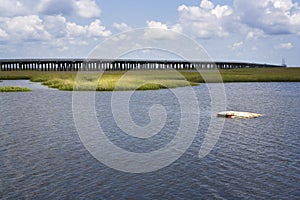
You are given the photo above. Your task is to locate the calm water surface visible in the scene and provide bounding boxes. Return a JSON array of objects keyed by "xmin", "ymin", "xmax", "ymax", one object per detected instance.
[{"xmin": 0, "ymin": 80, "xmax": 299, "ymax": 199}]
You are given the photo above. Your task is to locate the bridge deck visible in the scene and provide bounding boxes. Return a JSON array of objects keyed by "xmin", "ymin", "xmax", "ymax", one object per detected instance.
[{"xmin": 0, "ymin": 59, "xmax": 285, "ymax": 71}]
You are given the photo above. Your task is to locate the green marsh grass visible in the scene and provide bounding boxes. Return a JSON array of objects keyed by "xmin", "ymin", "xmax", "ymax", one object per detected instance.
[
  {"xmin": 0, "ymin": 68, "xmax": 299, "ymax": 91},
  {"xmin": 0, "ymin": 86, "xmax": 32, "ymax": 92},
  {"xmin": 181, "ymin": 68, "xmax": 300, "ymax": 83},
  {"xmin": 218, "ymin": 68, "xmax": 300, "ymax": 82}
]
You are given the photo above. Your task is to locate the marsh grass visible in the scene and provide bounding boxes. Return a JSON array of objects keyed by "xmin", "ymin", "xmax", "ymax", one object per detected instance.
[
  {"xmin": 0, "ymin": 86, "xmax": 32, "ymax": 92},
  {"xmin": 74, "ymin": 71, "xmax": 197, "ymax": 91},
  {"xmin": 0, "ymin": 68, "xmax": 299, "ymax": 91},
  {"xmin": 218, "ymin": 68, "xmax": 300, "ymax": 82},
  {"xmin": 181, "ymin": 68, "xmax": 300, "ymax": 82}
]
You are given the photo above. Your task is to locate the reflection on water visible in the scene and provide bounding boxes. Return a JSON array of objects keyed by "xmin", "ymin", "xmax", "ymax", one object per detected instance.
[{"xmin": 0, "ymin": 81, "xmax": 299, "ymax": 199}]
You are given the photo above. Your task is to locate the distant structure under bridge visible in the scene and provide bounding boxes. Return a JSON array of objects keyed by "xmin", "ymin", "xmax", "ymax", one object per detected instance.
[{"xmin": 0, "ymin": 59, "xmax": 286, "ymax": 71}]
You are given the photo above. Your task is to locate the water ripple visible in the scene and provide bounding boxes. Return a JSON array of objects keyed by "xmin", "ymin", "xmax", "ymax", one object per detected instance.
[{"xmin": 0, "ymin": 81, "xmax": 299, "ymax": 199}]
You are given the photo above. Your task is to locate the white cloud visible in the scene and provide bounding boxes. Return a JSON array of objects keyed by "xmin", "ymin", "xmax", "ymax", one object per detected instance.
[
  {"xmin": 1, "ymin": 15, "xmax": 51, "ymax": 41},
  {"xmin": 113, "ymin": 23, "xmax": 132, "ymax": 32},
  {"xmin": 0, "ymin": 0, "xmax": 108, "ymax": 44},
  {"xmin": 111, "ymin": 33, "xmax": 131, "ymax": 43},
  {"xmin": 0, "ymin": 13, "xmax": 111, "ymax": 47},
  {"xmin": 171, "ymin": 24, "xmax": 183, "ymax": 33},
  {"xmin": 0, "ymin": 0, "xmax": 102, "ymax": 19},
  {"xmin": 146, "ymin": 20, "xmax": 182, "ymax": 33},
  {"xmin": 144, "ymin": 20, "xmax": 182, "ymax": 40},
  {"xmin": 231, "ymin": 41, "xmax": 243, "ymax": 50},
  {"xmin": 0, "ymin": 0, "xmax": 26, "ymax": 17},
  {"xmin": 177, "ymin": 0, "xmax": 300, "ymax": 39},
  {"xmin": 74, "ymin": 0, "xmax": 101, "ymax": 18},
  {"xmin": 0, "ymin": 28, "xmax": 8, "ymax": 39},
  {"xmin": 44, "ymin": 15, "xmax": 67, "ymax": 37},
  {"xmin": 273, "ymin": 0, "xmax": 295, "ymax": 11},
  {"xmin": 178, "ymin": 0, "xmax": 234, "ymax": 38},
  {"xmin": 200, "ymin": 0, "xmax": 214, "ymax": 10},
  {"xmin": 212, "ymin": 5, "xmax": 233, "ymax": 19},
  {"xmin": 246, "ymin": 29, "xmax": 265, "ymax": 40},
  {"xmin": 87, "ymin": 19, "xmax": 111, "ymax": 37},
  {"xmin": 234, "ymin": 0, "xmax": 300, "ymax": 35},
  {"xmin": 67, "ymin": 22, "xmax": 87, "ymax": 37},
  {"xmin": 147, "ymin": 21, "xmax": 168, "ymax": 29},
  {"xmin": 275, "ymin": 42, "xmax": 293, "ymax": 49},
  {"xmin": 246, "ymin": 32, "xmax": 255, "ymax": 40},
  {"xmin": 66, "ymin": 19, "xmax": 111, "ymax": 37}
]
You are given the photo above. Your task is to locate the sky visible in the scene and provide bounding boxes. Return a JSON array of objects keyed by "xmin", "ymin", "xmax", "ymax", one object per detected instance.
[{"xmin": 0, "ymin": 0, "xmax": 299, "ymax": 66}]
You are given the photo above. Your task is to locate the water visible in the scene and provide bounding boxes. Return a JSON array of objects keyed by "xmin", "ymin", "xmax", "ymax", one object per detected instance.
[{"xmin": 0, "ymin": 81, "xmax": 299, "ymax": 199}]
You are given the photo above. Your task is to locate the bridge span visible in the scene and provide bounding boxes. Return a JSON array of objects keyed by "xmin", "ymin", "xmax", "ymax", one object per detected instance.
[{"xmin": 0, "ymin": 59, "xmax": 285, "ymax": 71}]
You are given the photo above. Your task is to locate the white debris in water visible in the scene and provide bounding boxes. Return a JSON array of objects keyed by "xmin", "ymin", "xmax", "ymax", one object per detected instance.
[{"xmin": 217, "ymin": 111, "xmax": 262, "ymax": 119}]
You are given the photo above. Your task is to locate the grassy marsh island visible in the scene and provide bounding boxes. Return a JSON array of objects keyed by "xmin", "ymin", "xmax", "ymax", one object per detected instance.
[
  {"xmin": 0, "ymin": 86, "xmax": 32, "ymax": 92},
  {"xmin": 0, "ymin": 68, "xmax": 299, "ymax": 91},
  {"xmin": 0, "ymin": 71, "xmax": 198, "ymax": 91}
]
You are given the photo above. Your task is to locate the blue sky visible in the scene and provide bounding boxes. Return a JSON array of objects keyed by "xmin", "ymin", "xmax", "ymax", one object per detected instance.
[{"xmin": 0, "ymin": 0, "xmax": 299, "ymax": 66}]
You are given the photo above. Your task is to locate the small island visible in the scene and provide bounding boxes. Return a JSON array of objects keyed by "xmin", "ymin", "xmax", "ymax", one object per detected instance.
[{"xmin": 0, "ymin": 86, "xmax": 32, "ymax": 92}]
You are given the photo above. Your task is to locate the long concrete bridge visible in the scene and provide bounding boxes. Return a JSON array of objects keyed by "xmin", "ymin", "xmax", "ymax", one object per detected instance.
[{"xmin": 0, "ymin": 59, "xmax": 286, "ymax": 71}]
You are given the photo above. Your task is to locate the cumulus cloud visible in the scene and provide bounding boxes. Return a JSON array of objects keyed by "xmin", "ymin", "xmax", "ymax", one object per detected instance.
[
  {"xmin": 275, "ymin": 42, "xmax": 293, "ymax": 49},
  {"xmin": 1, "ymin": 15, "xmax": 51, "ymax": 41},
  {"xmin": 178, "ymin": 0, "xmax": 234, "ymax": 38},
  {"xmin": 176, "ymin": 0, "xmax": 300, "ymax": 39},
  {"xmin": 87, "ymin": 19, "xmax": 111, "ymax": 37},
  {"xmin": 146, "ymin": 20, "xmax": 182, "ymax": 33},
  {"xmin": 113, "ymin": 23, "xmax": 132, "ymax": 32},
  {"xmin": 144, "ymin": 20, "xmax": 182, "ymax": 40},
  {"xmin": 200, "ymin": 0, "xmax": 214, "ymax": 10},
  {"xmin": 74, "ymin": 0, "xmax": 101, "ymax": 18},
  {"xmin": 66, "ymin": 22, "xmax": 86, "ymax": 37},
  {"xmin": 147, "ymin": 21, "xmax": 169, "ymax": 29},
  {"xmin": 0, "ymin": 0, "xmax": 109, "ymax": 42},
  {"xmin": 0, "ymin": 0, "xmax": 27, "ymax": 17},
  {"xmin": 66, "ymin": 19, "xmax": 111, "ymax": 37},
  {"xmin": 234, "ymin": 0, "xmax": 300, "ymax": 35},
  {"xmin": 0, "ymin": 14, "xmax": 111, "ymax": 45}
]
